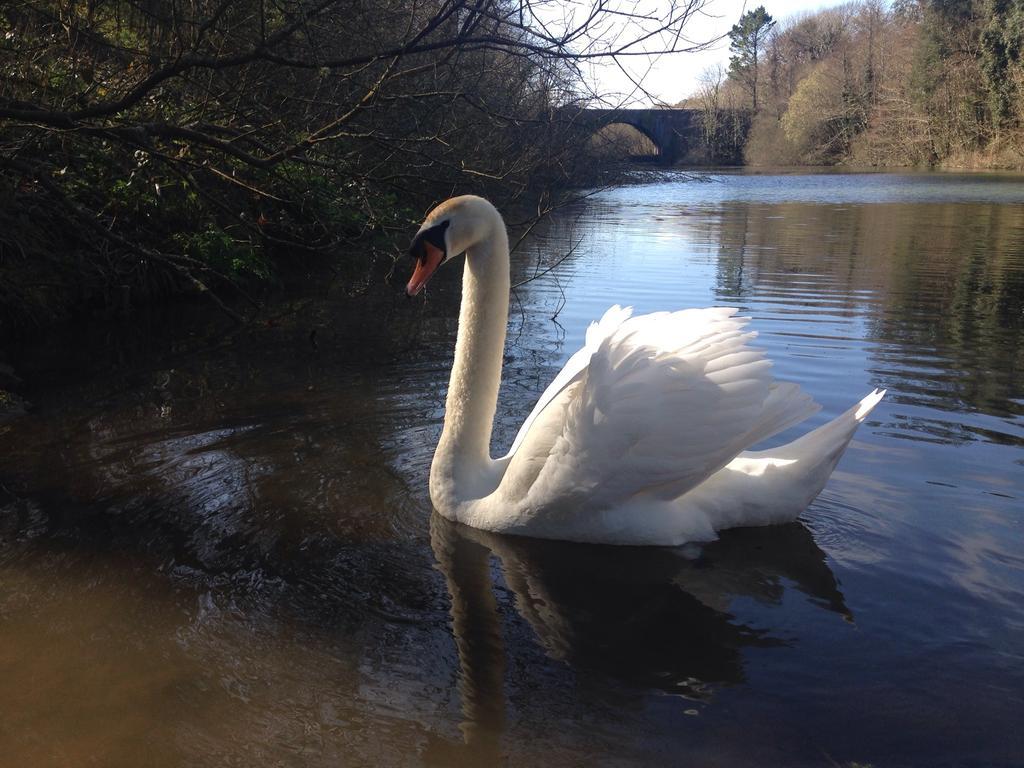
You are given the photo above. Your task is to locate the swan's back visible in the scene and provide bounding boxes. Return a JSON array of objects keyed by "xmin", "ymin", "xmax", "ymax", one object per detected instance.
[{"xmin": 485, "ymin": 308, "xmax": 828, "ymax": 536}]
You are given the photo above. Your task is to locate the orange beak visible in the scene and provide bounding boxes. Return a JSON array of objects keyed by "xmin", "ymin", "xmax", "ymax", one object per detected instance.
[{"xmin": 406, "ymin": 241, "xmax": 445, "ymax": 297}]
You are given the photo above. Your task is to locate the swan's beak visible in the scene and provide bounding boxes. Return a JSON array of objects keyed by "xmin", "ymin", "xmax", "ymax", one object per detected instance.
[{"xmin": 406, "ymin": 240, "xmax": 445, "ymax": 297}]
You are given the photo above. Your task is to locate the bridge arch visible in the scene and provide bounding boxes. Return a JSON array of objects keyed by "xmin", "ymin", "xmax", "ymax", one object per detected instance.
[
  {"xmin": 568, "ymin": 108, "xmax": 701, "ymax": 165},
  {"xmin": 591, "ymin": 120, "xmax": 661, "ymax": 160}
]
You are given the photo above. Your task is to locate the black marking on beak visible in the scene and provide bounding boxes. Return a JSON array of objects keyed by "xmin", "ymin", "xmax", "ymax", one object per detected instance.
[{"xmin": 409, "ymin": 219, "xmax": 450, "ymax": 263}]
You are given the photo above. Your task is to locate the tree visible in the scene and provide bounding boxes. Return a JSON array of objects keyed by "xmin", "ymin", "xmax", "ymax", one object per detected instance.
[
  {"xmin": 980, "ymin": 0, "xmax": 1024, "ymax": 130},
  {"xmin": 728, "ymin": 6, "xmax": 777, "ymax": 111},
  {"xmin": 908, "ymin": 0, "xmax": 987, "ymax": 157},
  {"xmin": 0, "ymin": 0, "xmax": 713, "ymax": 328},
  {"xmin": 697, "ymin": 65, "xmax": 724, "ymax": 151},
  {"xmin": 781, "ymin": 61, "xmax": 853, "ymax": 161}
]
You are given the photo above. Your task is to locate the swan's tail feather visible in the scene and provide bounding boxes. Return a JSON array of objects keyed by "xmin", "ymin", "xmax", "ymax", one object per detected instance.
[
  {"xmin": 673, "ymin": 389, "xmax": 886, "ymax": 534},
  {"xmin": 771, "ymin": 388, "xmax": 885, "ymax": 463},
  {"xmin": 855, "ymin": 388, "xmax": 886, "ymax": 421}
]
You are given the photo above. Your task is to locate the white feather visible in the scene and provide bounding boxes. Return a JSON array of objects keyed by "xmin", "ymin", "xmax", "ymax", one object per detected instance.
[{"xmin": 422, "ymin": 196, "xmax": 885, "ymax": 545}]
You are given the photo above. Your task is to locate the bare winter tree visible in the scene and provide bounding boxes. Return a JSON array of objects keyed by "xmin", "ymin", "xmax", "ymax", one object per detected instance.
[{"xmin": 0, "ymin": 0, "xmax": 710, "ymax": 327}]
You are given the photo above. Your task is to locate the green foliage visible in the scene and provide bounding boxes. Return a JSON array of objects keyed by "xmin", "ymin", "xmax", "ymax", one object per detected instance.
[
  {"xmin": 722, "ymin": 0, "xmax": 1023, "ymax": 168},
  {"xmin": 174, "ymin": 227, "xmax": 267, "ymax": 280},
  {"xmin": 910, "ymin": 0, "xmax": 978, "ymax": 105},
  {"xmin": 929, "ymin": 0, "xmax": 977, "ymax": 20},
  {"xmin": 1, "ymin": 0, "xmax": 632, "ymax": 329},
  {"xmin": 908, "ymin": 0, "xmax": 989, "ymax": 156},
  {"xmin": 909, "ymin": 20, "xmax": 944, "ymax": 105},
  {"xmin": 781, "ymin": 63, "xmax": 851, "ymax": 161},
  {"xmin": 728, "ymin": 6, "xmax": 777, "ymax": 110},
  {"xmin": 980, "ymin": 0, "xmax": 1024, "ymax": 128}
]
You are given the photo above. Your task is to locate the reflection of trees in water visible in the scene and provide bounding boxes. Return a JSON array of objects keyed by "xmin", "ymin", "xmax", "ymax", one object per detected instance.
[
  {"xmin": 429, "ymin": 514, "xmax": 850, "ymax": 758},
  {"xmin": 708, "ymin": 201, "xmax": 1024, "ymax": 423},
  {"xmin": 0, "ymin": 331, "xmax": 456, "ymax": 765},
  {"xmin": 0, "ymin": 306, "xmax": 451, "ymax": 595}
]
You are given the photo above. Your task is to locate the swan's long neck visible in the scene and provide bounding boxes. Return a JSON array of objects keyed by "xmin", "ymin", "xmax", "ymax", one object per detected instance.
[{"xmin": 431, "ymin": 223, "xmax": 510, "ymax": 505}]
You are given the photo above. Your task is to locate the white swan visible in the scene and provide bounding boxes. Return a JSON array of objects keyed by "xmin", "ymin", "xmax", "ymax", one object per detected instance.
[{"xmin": 407, "ymin": 195, "xmax": 884, "ymax": 546}]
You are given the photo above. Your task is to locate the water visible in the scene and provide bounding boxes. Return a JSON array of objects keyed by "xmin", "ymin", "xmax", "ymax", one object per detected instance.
[{"xmin": 1, "ymin": 171, "xmax": 1023, "ymax": 766}]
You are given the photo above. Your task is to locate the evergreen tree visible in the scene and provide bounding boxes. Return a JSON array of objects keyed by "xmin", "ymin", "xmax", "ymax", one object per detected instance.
[
  {"xmin": 980, "ymin": 0, "xmax": 1024, "ymax": 129},
  {"xmin": 728, "ymin": 6, "xmax": 776, "ymax": 111}
]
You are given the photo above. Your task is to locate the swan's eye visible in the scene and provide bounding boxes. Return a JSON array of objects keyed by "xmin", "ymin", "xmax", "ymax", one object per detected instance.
[
  {"xmin": 406, "ymin": 220, "xmax": 450, "ymax": 297},
  {"xmin": 410, "ymin": 220, "xmax": 450, "ymax": 262}
]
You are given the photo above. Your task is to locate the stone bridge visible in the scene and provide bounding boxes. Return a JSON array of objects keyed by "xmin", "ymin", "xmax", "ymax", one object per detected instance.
[{"xmin": 569, "ymin": 108, "xmax": 702, "ymax": 165}]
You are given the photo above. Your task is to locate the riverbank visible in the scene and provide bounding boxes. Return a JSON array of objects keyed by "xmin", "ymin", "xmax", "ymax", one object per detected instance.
[
  {"xmin": 0, "ymin": 237, "xmax": 415, "ymax": 420},
  {"xmin": 931, "ymin": 141, "xmax": 1024, "ymax": 172},
  {"xmin": 3, "ymin": 0, "xmax": 646, "ymax": 342},
  {"xmin": 0, "ymin": 180, "xmax": 598, "ymax": 420},
  {"xmin": 678, "ymin": 2, "xmax": 1024, "ymax": 176}
]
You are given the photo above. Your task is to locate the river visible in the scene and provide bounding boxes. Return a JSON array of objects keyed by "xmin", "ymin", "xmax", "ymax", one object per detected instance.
[{"xmin": 1, "ymin": 171, "xmax": 1022, "ymax": 766}]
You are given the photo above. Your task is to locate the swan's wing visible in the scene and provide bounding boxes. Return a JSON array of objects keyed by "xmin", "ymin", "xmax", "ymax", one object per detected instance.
[
  {"xmin": 516, "ymin": 307, "xmax": 819, "ymax": 508},
  {"xmin": 504, "ymin": 304, "xmax": 634, "ymax": 458}
]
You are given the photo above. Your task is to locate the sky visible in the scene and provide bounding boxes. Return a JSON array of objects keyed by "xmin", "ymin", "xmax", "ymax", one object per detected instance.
[{"xmin": 583, "ymin": 0, "xmax": 843, "ymax": 106}]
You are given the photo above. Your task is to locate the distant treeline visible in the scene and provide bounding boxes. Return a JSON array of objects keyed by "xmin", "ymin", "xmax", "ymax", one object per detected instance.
[
  {"xmin": 0, "ymin": 0, "xmax": 699, "ymax": 331},
  {"xmin": 682, "ymin": 0, "xmax": 1024, "ymax": 169}
]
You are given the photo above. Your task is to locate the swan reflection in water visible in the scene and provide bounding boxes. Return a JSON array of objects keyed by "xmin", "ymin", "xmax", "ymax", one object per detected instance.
[{"xmin": 427, "ymin": 513, "xmax": 851, "ymax": 759}]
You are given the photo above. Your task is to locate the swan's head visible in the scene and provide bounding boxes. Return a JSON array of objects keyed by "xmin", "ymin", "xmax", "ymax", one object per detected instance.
[{"xmin": 406, "ymin": 195, "xmax": 500, "ymax": 296}]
